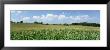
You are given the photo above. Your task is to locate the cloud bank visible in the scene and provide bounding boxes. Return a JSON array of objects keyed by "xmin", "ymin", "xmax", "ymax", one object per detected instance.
[{"xmin": 19, "ymin": 13, "xmax": 99, "ymax": 24}]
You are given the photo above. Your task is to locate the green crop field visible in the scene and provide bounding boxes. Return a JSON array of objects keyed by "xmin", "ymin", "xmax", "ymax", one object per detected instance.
[{"xmin": 11, "ymin": 23, "xmax": 100, "ymax": 40}]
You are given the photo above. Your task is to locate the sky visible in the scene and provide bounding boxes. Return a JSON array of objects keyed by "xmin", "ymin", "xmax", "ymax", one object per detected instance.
[{"xmin": 10, "ymin": 10, "xmax": 100, "ymax": 24}]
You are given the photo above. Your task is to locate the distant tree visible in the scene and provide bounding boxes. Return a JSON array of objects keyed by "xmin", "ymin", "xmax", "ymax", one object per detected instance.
[
  {"xmin": 10, "ymin": 21, "xmax": 15, "ymax": 23},
  {"xmin": 46, "ymin": 23, "xmax": 49, "ymax": 25},
  {"xmin": 10, "ymin": 21, "xmax": 13, "ymax": 23},
  {"xmin": 34, "ymin": 21, "xmax": 43, "ymax": 24},
  {"xmin": 20, "ymin": 21, "xmax": 23, "ymax": 23},
  {"xmin": 17, "ymin": 22, "xmax": 20, "ymax": 24},
  {"xmin": 52, "ymin": 24, "xmax": 57, "ymax": 25},
  {"xmin": 64, "ymin": 23, "xmax": 69, "ymax": 26},
  {"xmin": 71, "ymin": 22, "xmax": 100, "ymax": 27},
  {"xmin": 34, "ymin": 21, "xmax": 39, "ymax": 24},
  {"xmin": 39, "ymin": 22, "xmax": 43, "ymax": 24},
  {"xmin": 41, "ymin": 22, "xmax": 43, "ymax": 24},
  {"xmin": 82, "ymin": 22, "xmax": 87, "ymax": 23},
  {"xmin": 72, "ymin": 23, "xmax": 78, "ymax": 25}
]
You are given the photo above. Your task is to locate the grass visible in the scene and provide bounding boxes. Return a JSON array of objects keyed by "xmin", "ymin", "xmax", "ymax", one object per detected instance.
[{"xmin": 11, "ymin": 23, "xmax": 100, "ymax": 40}]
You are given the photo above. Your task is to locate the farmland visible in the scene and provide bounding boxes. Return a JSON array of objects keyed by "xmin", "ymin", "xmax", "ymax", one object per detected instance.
[{"xmin": 11, "ymin": 23, "xmax": 100, "ymax": 40}]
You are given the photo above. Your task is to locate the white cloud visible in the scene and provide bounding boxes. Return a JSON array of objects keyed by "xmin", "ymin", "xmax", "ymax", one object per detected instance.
[
  {"xmin": 46, "ymin": 14, "xmax": 58, "ymax": 19},
  {"xmin": 15, "ymin": 14, "xmax": 98, "ymax": 24},
  {"xmin": 33, "ymin": 14, "xmax": 91, "ymax": 24},
  {"xmin": 69, "ymin": 15, "xmax": 90, "ymax": 22},
  {"xmin": 33, "ymin": 16, "xmax": 40, "ymax": 19},
  {"xmin": 22, "ymin": 17, "xmax": 30, "ymax": 20},
  {"xmin": 46, "ymin": 14, "xmax": 54, "ymax": 18},
  {"xmin": 58, "ymin": 15, "xmax": 65, "ymax": 20},
  {"xmin": 80, "ymin": 15, "xmax": 89, "ymax": 19},
  {"xmin": 40, "ymin": 15, "xmax": 46, "ymax": 19}
]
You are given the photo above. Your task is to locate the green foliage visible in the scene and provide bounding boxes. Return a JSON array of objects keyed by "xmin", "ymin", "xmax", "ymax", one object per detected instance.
[
  {"xmin": 34, "ymin": 21, "xmax": 43, "ymax": 24},
  {"xmin": 64, "ymin": 23, "xmax": 69, "ymax": 26},
  {"xmin": 11, "ymin": 24, "xmax": 100, "ymax": 40},
  {"xmin": 20, "ymin": 21, "xmax": 23, "ymax": 23},
  {"xmin": 11, "ymin": 28, "xmax": 100, "ymax": 40},
  {"xmin": 71, "ymin": 22, "xmax": 100, "ymax": 27}
]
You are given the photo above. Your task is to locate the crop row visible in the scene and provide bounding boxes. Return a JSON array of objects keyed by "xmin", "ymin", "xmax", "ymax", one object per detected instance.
[{"xmin": 11, "ymin": 29, "xmax": 100, "ymax": 40}]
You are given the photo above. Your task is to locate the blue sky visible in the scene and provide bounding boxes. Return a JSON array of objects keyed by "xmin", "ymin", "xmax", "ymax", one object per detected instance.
[{"xmin": 11, "ymin": 10, "xmax": 100, "ymax": 24}]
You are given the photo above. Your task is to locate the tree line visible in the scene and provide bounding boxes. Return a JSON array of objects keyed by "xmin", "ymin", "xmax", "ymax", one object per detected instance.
[{"xmin": 11, "ymin": 21, "xmax": 100, "ymax": 27}]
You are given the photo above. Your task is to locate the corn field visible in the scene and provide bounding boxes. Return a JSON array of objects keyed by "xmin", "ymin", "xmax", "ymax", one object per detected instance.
[{"xmin": 11, "ymin": 24, "xmax": 100, "ymax": 40}]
